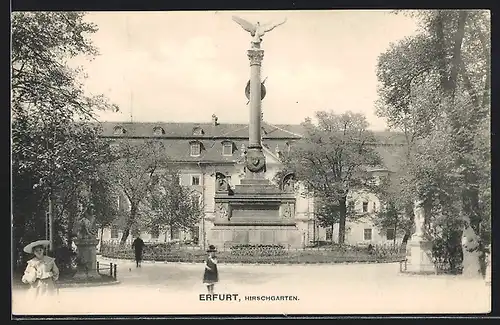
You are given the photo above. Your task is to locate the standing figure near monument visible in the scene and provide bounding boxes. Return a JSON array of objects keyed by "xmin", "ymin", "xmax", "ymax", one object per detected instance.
[
  {"xmin": 131, "ymin": 236, "xmax": 145, "ymax": 268},
  {"xmin": 203, "ymin": 245, "xmax": 219, "ymax": 293},
  {"xmin": 21, "ymin": 240, "xmax": 60, "ymax": 305}
]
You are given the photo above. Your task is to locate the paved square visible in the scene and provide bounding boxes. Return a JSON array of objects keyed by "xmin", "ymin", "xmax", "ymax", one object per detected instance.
[{"xmin": 12, "ymin": 258, "xmax": 491, "ymax": 315}]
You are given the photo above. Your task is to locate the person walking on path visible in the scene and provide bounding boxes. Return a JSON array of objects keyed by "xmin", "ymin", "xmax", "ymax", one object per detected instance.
[
  {"xmin": 131, "ymin": 236, "xmax": 145, "ymax": 268},
  {"xmin": 203, "ymin": 245, "xmax": 219, "ymax": 293},
  {"xmin": 21, "ymin": 240, "xmax": 60, "ymax": 309}
]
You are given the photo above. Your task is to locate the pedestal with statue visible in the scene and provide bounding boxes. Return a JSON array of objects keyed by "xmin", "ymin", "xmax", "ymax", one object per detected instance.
[
  {"xmin": 72, "ymin": 212, "xmax": 101, "ymax": 280},
  {"xmin": 404, "ymin": 200, "xmax": 436, "ymax": 274},
  {"xmin": 209, "ymin": 16, "xmax": 303, "ymax": 248}
]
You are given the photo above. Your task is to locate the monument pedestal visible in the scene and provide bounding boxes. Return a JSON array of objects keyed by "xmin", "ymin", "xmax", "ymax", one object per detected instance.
[
  {"xmin": 404, "ymin": 237, "xmax": 436, "ymax": 274},
  {"xmin": 73, "ymin": 237, "xmax": 101, "ymax": 280},
  {"xmin": 213, "ymin": 176, "xmax": 301, "ymax": 248}
]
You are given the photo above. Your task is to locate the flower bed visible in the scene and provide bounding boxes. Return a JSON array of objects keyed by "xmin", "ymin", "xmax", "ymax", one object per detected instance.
[
  {"xmin": 100, "ymin": 242, "xmax": 405, "ymax": 264},
  {"xmin": 230, "ymin": 244, "xmax": 287, "ymax": 257}
]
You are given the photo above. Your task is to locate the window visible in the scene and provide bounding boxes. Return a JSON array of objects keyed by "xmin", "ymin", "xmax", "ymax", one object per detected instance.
[
  {"xmin": 171, "ymin": 228, "xmax": 180, "ymax": 240},
  {"xmin": 117, "ymin": 195, "xmax": 127, "ymax": 211},
  {"xmin": 113, "ymin": 126, "xmax": 126, "ymax": 135},
  {"xmin": 192, "ymin": 127, "xmax": 204, "ymax": 135},
  {"xmin": 190, "ymin": 142, "xmax": 201, "ymax": 156},
  {"xmin": 362, "ymin": 201, "xmax": 368, "ymax": 213},
  {"xmin": 364, "ymin": 228, "xmax": 372, "ymax": 241},
  {"xmin": 222, "ymin": 142, "xmax": 233, "ymax": 156},
  {"xmin": 386, "ymin": 228, "xmax": 395, "ymax": 241},
  {"xmin": 372, "ymin": 202, "xmax": 377, "ymax": 212},
  {"xmin": 111, "ymin": 226, "xmax": 119, "ymax": 239},
  {"xmin": 153, "ymin": 127, "xmax": 165, "ymax": 136},
  {"xmin": 326, "ymin": 228, "xmax": 333, "ymax": 241},
  {"xmin": 348, "ymin": 201, "xmax": 355, "ymax": 212},
  {"xmin": 191, "ymin": 175, "xmax": 200, "ymax": 186}
]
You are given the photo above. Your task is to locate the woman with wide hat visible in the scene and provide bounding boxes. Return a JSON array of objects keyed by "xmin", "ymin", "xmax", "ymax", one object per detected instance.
[
  {"xmin": 21, "ymin": 239, "xmax": 60, "ymax": 304},
  {"xmin": 203, "ymin": 245, "xmax": 219, "ymax": 293}
]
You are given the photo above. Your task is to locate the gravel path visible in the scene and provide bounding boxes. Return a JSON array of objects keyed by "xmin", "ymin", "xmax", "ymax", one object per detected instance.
[{"xmin": 12, "ymin": 259, "xmax": 491, "ymax": 315}]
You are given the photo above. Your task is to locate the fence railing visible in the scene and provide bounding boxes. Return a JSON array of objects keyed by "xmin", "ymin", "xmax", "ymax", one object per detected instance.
[
  {"xmin": 100, "ymin": 241, "xmax": 406, "ymax": 264},
  {"xmin": 96, "ymin": 261, "xmax": 118, "ymax": 280}
]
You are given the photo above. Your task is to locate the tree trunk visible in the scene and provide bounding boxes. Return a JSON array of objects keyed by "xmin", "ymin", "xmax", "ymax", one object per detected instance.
[
  {"xmin": 393, "ymin": 223, "xmax": 397, "ymax": 246},
  {"xmin": 119, "ymin": 202, "xmax": 137, "ymax": 246},
  {"xmin": 99, "ymin": 227, "xmax": 104, "ymax": 252},
  {"xmin": 338, "ymin": 196, "xmax": 347, "ymax": 245},
  {"xmin": 331, "ymin": 223, "xmax": 334, "ymax": 243}
]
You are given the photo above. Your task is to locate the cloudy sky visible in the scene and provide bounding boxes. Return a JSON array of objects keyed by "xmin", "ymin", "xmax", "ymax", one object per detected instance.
[{"xmin": 76, "ymin": 10, "xmax": 419, "ymax": 130}]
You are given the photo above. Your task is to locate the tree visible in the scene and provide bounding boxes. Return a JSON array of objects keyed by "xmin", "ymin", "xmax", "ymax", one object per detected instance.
[
  {"xmin": 280, "ymin": 111, "xmax": 382, "ymax": 244},
  {"xmin": 376, "ymin": 10, "xmax": 490, "ymax": 277},
  {"xmin": 103, "ymin": 140, "xmax": 170, "ymax": 245},
  {"xmin": 11, "ymin": 12, "xmax": 118, "ymax": 265},
  {"xmin": 89, "ymin": 172, "xmax": 120, "ymax": 248},
  {"xmin": 146, "ymin": 169, "xmax": 204, "ymax": 240}
]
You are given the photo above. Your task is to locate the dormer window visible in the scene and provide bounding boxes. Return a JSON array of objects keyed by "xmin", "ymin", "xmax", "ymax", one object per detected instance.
[
  {"xmin": 192, "ymin": 127, "xmax": 204, "ymax": 136},
  {"xmin": 190, "ymin": 141, "xmax": 201, "ymax": 157},
  {"xmin": 113, "ymin": 126, "xmax": 126, "ymax": 135},
  {"xmin": 153, "ymin": 126, "xmax": 165, "ymax": 136},
  {"xmin": 222, "ymin": 141, "xmax": 233, "ymax": 156}
]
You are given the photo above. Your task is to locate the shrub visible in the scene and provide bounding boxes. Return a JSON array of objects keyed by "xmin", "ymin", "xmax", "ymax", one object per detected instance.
[{"xmin": 53, "ymin": 246, "xmax": 78, "ymax": 278}]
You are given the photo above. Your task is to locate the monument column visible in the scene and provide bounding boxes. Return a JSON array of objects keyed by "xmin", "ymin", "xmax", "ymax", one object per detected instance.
[
  {"xmin": 232, "ymin": 16, "xmax": 286, "ymax": 181},
  {"xmin": 247, "ymin": 48, "xmax": 264, "ymax": 149},
  {"xmin": 244, "ymin": 47, "xmax": 267, "ymax": 179}
]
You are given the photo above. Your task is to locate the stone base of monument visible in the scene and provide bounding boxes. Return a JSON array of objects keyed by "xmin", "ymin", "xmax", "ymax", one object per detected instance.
[
  {"xmin": 210, "ymin": 225, "xmax": 302, "ymax": 248},
  {"xmin": 73, "ymin": 237, "xmax": 102, "ymax": 280},
  {"xmin": 213, "ymin": 176, "xmax": 302, "ymax": 248},
  {"xmin": 403, "ymin": 238, "xmax": 436, "ymax": 274}
]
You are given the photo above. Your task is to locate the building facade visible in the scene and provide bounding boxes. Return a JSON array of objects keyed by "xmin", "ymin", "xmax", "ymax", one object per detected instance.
[{"xmin": 98, "ymin": 116, "xmax": 406, "ymax": 247}]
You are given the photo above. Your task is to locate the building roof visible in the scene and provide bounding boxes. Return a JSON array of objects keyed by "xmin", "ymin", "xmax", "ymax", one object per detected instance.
[{"xmin": 99, "ymin": 121, "xmax": 408, "ymax": 171}]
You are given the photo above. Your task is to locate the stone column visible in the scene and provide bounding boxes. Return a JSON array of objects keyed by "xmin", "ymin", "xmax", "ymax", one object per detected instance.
[
  {"xmin": 245, "ymin": 48, "xmax": 267, "ymax": 179},
  {"xmin": 247, "ymin": 48, "xmax": 264, "ymax": 149}
]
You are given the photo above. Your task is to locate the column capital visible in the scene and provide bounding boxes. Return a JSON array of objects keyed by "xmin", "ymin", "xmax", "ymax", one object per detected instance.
[{"xmin": 247, "ymin": 49, "xmax": 264, "ymax": 66}]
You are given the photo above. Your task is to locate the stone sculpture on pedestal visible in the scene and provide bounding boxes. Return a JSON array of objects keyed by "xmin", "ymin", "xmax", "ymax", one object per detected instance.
[
  {"xmin": 73, "ymin": 206, "xmax": 100, "ymax": 280},
  {"xmin": 405, "ymin": 200, "xmax": 436, "ymax": 274}
]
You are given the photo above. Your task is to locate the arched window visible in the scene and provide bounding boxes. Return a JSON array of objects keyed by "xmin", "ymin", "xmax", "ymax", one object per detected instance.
[
  {"xmin": 113, "ymin": 126, "xmax": 126, "ymax": 135},
  {"xmin": 153, "ymin": 126, "xmax": 165, "ymax": 136},
  {"xmin": 192, "ymin": 127, "xmax": 204, "ymax": 136}
]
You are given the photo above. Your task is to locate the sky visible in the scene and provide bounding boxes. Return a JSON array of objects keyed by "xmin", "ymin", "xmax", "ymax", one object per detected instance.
[{"xmin": 76, "ymin": 10, "xmax": 419, "ymax": 130}]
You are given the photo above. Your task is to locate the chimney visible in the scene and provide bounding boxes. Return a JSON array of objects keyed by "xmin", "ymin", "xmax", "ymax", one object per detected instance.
[{"xmin": 212, "ymin": 114, "xmax": 219, "ymax": 126}]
